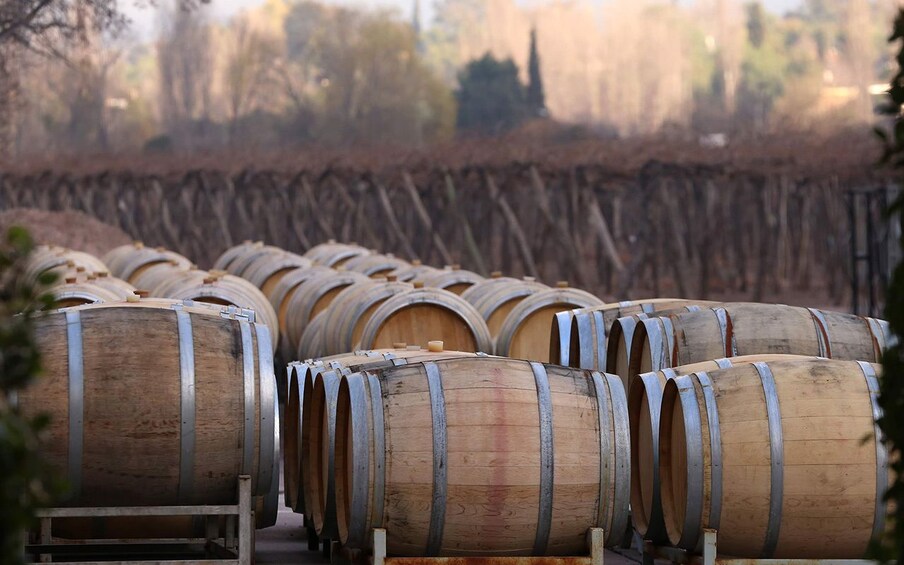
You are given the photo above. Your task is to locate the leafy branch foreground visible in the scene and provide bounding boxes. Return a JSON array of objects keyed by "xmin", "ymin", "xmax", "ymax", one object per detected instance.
[{"xmin": 0, "ymin": 228, "xmax": 59, "ymax": 564}]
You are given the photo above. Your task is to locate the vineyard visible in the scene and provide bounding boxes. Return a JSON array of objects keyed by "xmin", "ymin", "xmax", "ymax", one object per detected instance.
[{"xmin": 0, "ymin": 134, "xmax": 889, "ymax": 308}]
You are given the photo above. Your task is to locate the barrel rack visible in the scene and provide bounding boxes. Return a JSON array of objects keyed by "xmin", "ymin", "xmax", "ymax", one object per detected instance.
[
  {"xmin": 642, "ymin": 529, "xmax": 876, "ymax": 565},
  {"xmin": 330, "ymin": 527, "xmax": 606, "ymax": 565},
  {"xmin": 23, "ymin": 475, "xmax": 254, "ymax": 564}
]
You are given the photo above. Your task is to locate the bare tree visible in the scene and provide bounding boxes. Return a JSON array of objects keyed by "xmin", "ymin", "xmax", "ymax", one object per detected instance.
[
  {"xmin": 224, "ymin": 13, "xmax": 279, "ymax": 143},
  {"xmin": 157, "ymin": 1, "xmax": 215, "ymax": 148}
]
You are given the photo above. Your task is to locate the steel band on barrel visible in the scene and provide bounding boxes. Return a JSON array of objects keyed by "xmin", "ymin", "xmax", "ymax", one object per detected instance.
[
  {"xmin": 367, "ymin": 373, "xmax": 386, "ymax": 533},
  {"xmin": 590, "ymin": 372, "xmax": 612, "ymax": 534},
  {"xmin": 424, "ymin": 362, "xmax": 448, "ymax": 556},
  {"xmin": 239, "ymin": 321, "xmax": 256, "ymax": 477},
  {"xmin": 673, "ymin": 374, "xmax": 704, "ymax": 550},
  {"xmin": 67, "ymin": 311, "xmax": 84, "ymax": 499},
  {"xmin": 857, "ymin": 361, "xmax": 889, "ymax": 541},
  {"xmin": 753, "ymin": 362, "xmax": 783, "ymax": 558},
  {"xmin": 256, "ymin": 324, "xmax": 277, "ymax": 497},
  {"xmin": 530, "ymin": 362, "xmax": 555, "ymax": 556},
  {"xmin": 176, "ymin": 309, "xmax": 196, "ymax": 503},
  {"xmin": 696, "ymin": 372, "xmax": 723, "ymax": 531},
  {"xmin": 807, "ymin": 308, "xmax": 832, "ymax": 358}
]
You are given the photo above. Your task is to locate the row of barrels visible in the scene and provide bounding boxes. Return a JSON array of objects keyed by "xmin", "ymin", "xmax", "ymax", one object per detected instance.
[
  {"xmin": 284, "ymin": 348, "xmax": 889, "ymax": 559},
  {"xmin": 212, "ymin": 239, "xmax": 606, "ymax": 363},
  {"xmin": 19, "ymin": 245, "xmax": 285, "ymax": 534}
]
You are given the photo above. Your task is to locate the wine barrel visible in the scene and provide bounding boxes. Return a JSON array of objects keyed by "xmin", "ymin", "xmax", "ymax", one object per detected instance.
[
  {"xmin": 284, "ymin": 271, "xmax": 370, "ymax": 356},
  {"xmin": 304, "ymin": 241, "xmax": 370, "ymax": 267},
  {"xmin": 227, "ymin": 245, "xmax": 285, "ymax": 278},
  {"xmin": 243, "ymin": 252, "xmax": 313, "ymax": 298},
  {"xmin": 319, "ymin": 279, "xmax": 414, "ymax": 355},
  {"xmin": 659, "ymin": 358, "xmax": 888, "ymax": 558},
  {"xmin": 286, "ymin": 345, "xmax": 487, "ymax": 513},
  {"xmin": 496, "ymin": 287, "xmax": 603, "ymax": 361},
  {"xmin": 164, "ymin": 273, "xmax": 279, "ymax": 352},
  {"xmin": 357, "ymin": 287, "xmax": 493, "ymax": 353},
  {"xmin": 462, "ymin": 277, "xmax": 548, "ymax": 343},
  {"xmin": 212, "ymin": 241, "xmax": 262, "ymax": 272},
  {"xmin": 333, "ymin": 356, "xmax": 630, "ymax": 555},
  {"xmin": 129, "ymin": 260, "xmax": 189, "ymax": 295},
  {"xmin": 621, "ymin": 303, "xmax": 888, "ymax": 385},
  {"xmin": 605, "ymin": 305, "xmax": 712, "ymax": 387},
  {"xmin": 390, "ymin": 260, "xmax": 440, "ymax": 282},
  {"xmin": 113, "ymin": 247, "xmax": 192, "ymax": 285},
  {"xmin": 25, "ymin": 248, "xmax": 107, "ymax": 286},
  {"xmin": 266, "ymin": 266, "xmax": 335, "ymax": 355},
  {"xmin": 90, "ymin": 272, "xmax": 137, "ymax": 298},
  {"xmin": 420, "ymin": 267, "xmax": 484, "ymax": 295},
  {"xmin": 151, "ymin": 268, "xmax": 210, "ymax": 298},
  {"xmin": 102, "ymin": 242, "xmax": 146, "ymax": 274},
  {"xmin": 18, "ymin": 300, "xmax": 277, "ymax": 507},
  {"xmin": 51, "ymin": 280, "xmax": 124, "ymax": 308},
  {"xmin": 552, "ymin": 299, "xmax": 717, "ymax": 370},
  {"xmin": 297, "ymin": 311, "xmax": 329, "ymax": 360},
  {"xmin": 343, "ymin": 254, "xmax": 410, "ymax": 278},
  {"xmin": 629, "ymin": 354, "xmax": 821, "ymax": 544}
]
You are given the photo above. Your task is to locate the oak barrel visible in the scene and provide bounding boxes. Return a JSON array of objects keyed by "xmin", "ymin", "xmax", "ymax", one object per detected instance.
[
  {"xmin": 18, "ymin": 300, "xmax": 277, "ymax": 506},
  {"xmin": 212, "ymin": 241, "xmax": 261, "ymax": 272},
  {"xmin": 334, "ymin": 356, "xmax": 630, "ymax": 555},
  {"xmin": 318, "ymin": 279, "xmax": 414, "ymax": 356},
  {"xmin": 113, "ymin": 247, "xmax": 192, "ymax": 284},
  {"xmin": 462, "ymin": 277, "xmax": 548, "ymax": 343},
  {"xmin": 629, "ymin": 354, "xmax": 820, "ymax": 544},
  {"xmin": 390, "ymin": 260, "xmax": 440, "ymax": 282},
  {"xmin": 357, "ymin": 287, "xmax": 493, "ymax": 353},
  {"xmin": 496, "ymin": 287, "xmax": 603, "ymax": 361},
  {"xmin": 304, "ymin": 241, "xmax": 370, "ymax": 267},
  {"xmin": 619, "ymin": 303, "xmax": 889, "ymax": 385},
  {"xmin": 420, "ymin": 267, "xmax": 484, "ymax": 295},
  {"xmin": 164, "ymin": 273, "xmax": 279, "ymax": 351},
  {"xmin": 51, "ymin": 280, "xmax": 123, "ymax": 308},
  {"xmin": 242, "ymin": 252, "xmax": 313, "ymax": 299},
  {"xmin": 283, "ymin": 271, "xmax": 370, "ymax": 356},
  {"xmin": 267, "ymin": 265, "xmax": 335, "ymax": 354},
  {"xmin": 342, "ymin": 253, "xmax": 410, "ymax": 278},
  {"xmin": 26, "ymin": 248, "xmax": 107, "ymax": 286},
  {"xmin": 659, "ymin": 358, "xmax": 888, "ymax": 558},
  {"xmin": 285, "ymin": 347, "xmax": 484, "ymax": 513},
  {"xmin": 90, "ymin": 272, "xmax": 137, "ymax": 298},
  {"xmin": 550, "ymin": 299, "xmax": 716, "ymax": 370}
]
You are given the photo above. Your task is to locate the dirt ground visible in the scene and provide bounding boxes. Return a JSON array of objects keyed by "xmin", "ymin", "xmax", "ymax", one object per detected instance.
[{"xmin": 0, "ymin": 208, "xmax": 131, "ymax": 257}]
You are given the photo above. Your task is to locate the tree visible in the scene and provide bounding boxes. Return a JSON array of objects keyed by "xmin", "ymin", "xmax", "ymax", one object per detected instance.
[
  {"xmin": 746, "ymin": 2, "xmax": 765, "ymax": 49},
  {"xmin": 455, "ymin": 53, "xmax": 526, "ymax": 134},
  {"xmin": 0, "ymin": 228, "xmax": 60, "ymax": 564},
  {"xmin": 525, "ymin": 27, "xmax": 545, "ymax": 117},
  {"xmin": 874, "ymin": 8, "xmax": 904, "ymax": 563}
]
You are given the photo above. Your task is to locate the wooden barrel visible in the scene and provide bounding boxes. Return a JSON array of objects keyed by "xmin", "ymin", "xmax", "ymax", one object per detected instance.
[
  {"xmin": 283, "ymin": 271, "xmax": 370, "ymax": 356},
  {"xmin": 343, "ymin": 253, "xmax": 410, "ymax": 278},
  {"xmin": 553, "ymin": 299, "xmax": 717, "ymax": 370},
  {"xmin": 304, "ymin": 241, "xmax": 370, "ymax": 267},
  {"xmin": 297, "ymin": 311, "xmax": 328, "ymax": 360},
  {"xmin": 357, "ymin": 287, "xmax": 493, "ymax": 353},
  {"xmin": 629, "ymin": 354, "xmax": 821, "ymax": 544},
  {"xmin": 90, "ymin": 272, "xmax": 137, "ymax": 298},
  {"xmin": 151, "ymin": 268, "xmax": 210, "ymax": 298},
  {"xmin": 17, "ymin": 300, "xmax": 277, "ymax": 507},
  {"xmin": 658, "ymin": 358, "xmax": 888, "ymax": 558},
  {"xmin": 333, "ymin": 356, "xmax": 630, "ymax": 554},
  {"xmin": 227, "ymin": 245, "xmax": 285, "ymax": 278},
  {"xmin": 51, "ymin": 280, "xmax": 124, "ymax": 308},
  {"xmin": 243, "ymin": 252, "xmax": 313, "ymax": 298},
  {"xmin": 101, "ymin": 242, "xmax": 146, "ymax": 274},
  {"xmin": 496, "ymin": 287, "xmax": 604, "ymax": 361},
  {"xmin": 285, "ymin": 346, "xmax": 486, "ymax": 513},
  {"xmin": 420, "ymin": 267, "xmax": 484, "ymax": 294},
  {"xmin": 115, "ymin": 247, "xmax": 192, "ymax": 285},
  {"xmin": 265, "ymin": 266, "xmax": 334, "ymax": 354},
  {"xmin": 622, "ymin": 303, "xmax": 888, "ymax": 385},
  {"xmin": 462, "ymin": 277, "xmax": 548, "ymax": 343},
  {"xmin": 212, "ymin": 241, "xmax": 262, "ymax": 272},
  {"xmin": 605, "ymin": 305, "xmax": 711, "ymax": 387},
  {"xmin": 390, "ymin": 260, "xmax": 440, "ymax": 282},
  {"xmin": 319, "ymin": 279, "xmax": 414, "ymax": 356},
  {"xmin": 129, "ymin": 260, "xmax": 189, "ymax": 295},
  {"xmin": 25, "ymin": 248, "xmax": 107, "ymax": 286},
  {"xmin": 164, "ymin": 273, "xmax": 279, "ymax": 352}
]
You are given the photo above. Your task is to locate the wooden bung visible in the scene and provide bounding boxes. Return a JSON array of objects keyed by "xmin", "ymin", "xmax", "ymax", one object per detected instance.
[{"xmin": 427, "ymin": 340, "xmax": 444, "ymax": 352}]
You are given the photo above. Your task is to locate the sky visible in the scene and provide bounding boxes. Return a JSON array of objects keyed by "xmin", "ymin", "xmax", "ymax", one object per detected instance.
[{"xmin": 123, "ymin": 0, "xmax": 803, "ymax": 39}]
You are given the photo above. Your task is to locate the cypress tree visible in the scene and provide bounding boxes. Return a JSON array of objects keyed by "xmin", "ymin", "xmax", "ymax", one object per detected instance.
[{"xmin": 526, "ymin": 27, "xmax": 546, "ymax": 117}]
